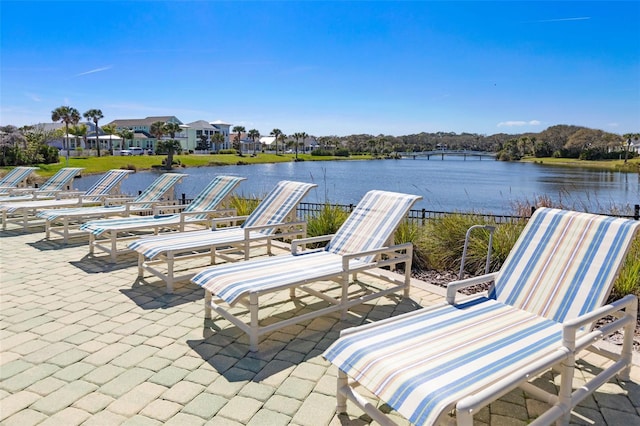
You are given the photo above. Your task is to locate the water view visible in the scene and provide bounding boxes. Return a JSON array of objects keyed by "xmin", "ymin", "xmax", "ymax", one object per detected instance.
[{"xmin": 72, "ymin": 158, "xmax": 640, "ymax": 215}]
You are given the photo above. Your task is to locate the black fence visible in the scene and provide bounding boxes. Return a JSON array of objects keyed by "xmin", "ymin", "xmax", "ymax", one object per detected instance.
[{"xmin": 173, "ymin": 193, "xmax": 639, "ymax": 223}]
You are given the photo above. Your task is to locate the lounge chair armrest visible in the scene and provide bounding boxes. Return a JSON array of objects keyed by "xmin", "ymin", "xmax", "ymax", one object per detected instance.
[
  {"xmin": 153, "ymin": 203, "xmax": 187, "ymax": 215},
  {"xmin": 210, "ymin": 214, "xmax": 248, "ymax": 229},
  {"xmin": 446, "ymin": 272, "xmax": 498, "ymax": 304},
  {"xmin": 103, "ymin": 196, "xmax": 135, "ymax": 205},
  {"xmin": 291, "ymin": 234, "xmax": 335, "ymax": 254},
  {"xmin": 563, "ymin": 294, "xmax": 638, "ymax": 352},
  {"xmin": 341, "ymin": 242, "xmax": 413, "ymax": 264},
  {"xmin": 179, "ymin": 208, "xmax": 237, "ymax": 222},
  {"xmin": 242, "ymin": 220, "xmax": 305, "ymax": 235},
  {"xmin": 123, "ymin": 200, "xmax": 162, "ymax": 213}
]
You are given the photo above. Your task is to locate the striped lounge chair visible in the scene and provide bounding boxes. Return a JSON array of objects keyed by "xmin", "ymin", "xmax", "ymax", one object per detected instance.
[
  {"xmin": 0, "ymin": 169, "xmax": 133, "ymax": 231},
  {"xmin": 129, "ymin": 180, "xmax": 318, "ymax": 293},
  {"xmin": 0, "ymin": 166, "xmax": 38, "ymax": 194},
  {"xmin": 0, "ymin": 167, "xmax": 84, "ymax": 201},
  {"xmin": 324, "ymin": 208, "xmax": 639, "ymax": 426},
  {"xmin": 37, "ymin": 172, "xmax": 186, "ymax": 243},
  {"xmin": 80, "ymin": 175, "xmax": 246, "ymax": 263},
  {"xmin": 190, "ymin": 190, "xmax": 422, "ymax": 351}
]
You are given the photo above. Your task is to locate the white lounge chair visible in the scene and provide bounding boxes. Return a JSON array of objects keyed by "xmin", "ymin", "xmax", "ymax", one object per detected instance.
[
  {"xmin": 324, "ymin": 208, "xmax": 639, "ymax": 426},
  {"xmin": 37, "ymin": 172, "xmax": 186, "ymax": 243},
  {"xmin": 129, "ymin": 180, "xmax": 318, "ymax": 293},
  {"xmin": 80, "ymin": 175, "xmax": 246, "ymax": 262},
  {"xmin": 0, "ymin": 167, "xmax": 83, "ymax": 201},
  {"xmin": 190, "ymin": 190, "xmax": 422, "ymax": 351},
  {"xmin": 0, "ymin": 166, "xmax": 38, "ymax": 194},
  {"xmin": 0, "ymin": 169, "xmax": 133, "ymax": 231}
]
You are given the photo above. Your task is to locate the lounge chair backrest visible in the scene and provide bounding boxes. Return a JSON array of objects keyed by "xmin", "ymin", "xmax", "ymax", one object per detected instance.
[
  {"xmin": 183, "ymin": 175, "xmax": 246, "ymax": 219},
  {"xmin": 241, "ymin": 181, "xmax": 317, "ymax": 235},
  {"xmin": 492, "ymin": 207, "xmax": 639, "ymax": 323},
  {"xmin": 132, "ymin": 173, "xmax": 185, "ymax": 208},
  {"xmin": 83, "ymin": 169, "xmax": 133, "ymax": 199},
  {"xmin": 0, "ymin": 166, "xmax": 37, "ymax": 188},
  {"xmin": 38, "ymin": 167, "xmax": 84, "ymax": 193},
  {"xmin": 325, "ymin": 190, "xmax": 422, "ymax": 263}
]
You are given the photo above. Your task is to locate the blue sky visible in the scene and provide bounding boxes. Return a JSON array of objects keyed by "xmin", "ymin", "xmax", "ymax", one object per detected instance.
[{"xmin": 1, "ymin": 1, "xmax": 638, "ymax": 137}]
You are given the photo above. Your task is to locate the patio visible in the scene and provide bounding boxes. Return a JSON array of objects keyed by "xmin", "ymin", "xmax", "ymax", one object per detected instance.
[{"xmin": 1, "ymin": 225, "xmax": 639, "ymax": 425}]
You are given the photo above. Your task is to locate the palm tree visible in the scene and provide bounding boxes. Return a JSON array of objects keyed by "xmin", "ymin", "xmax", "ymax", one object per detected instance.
[
  {"xmin": 83, "ymin": 109, "xmax": 104, "ymax": 157},
  {"xmin": 117, "ymin": 128, "xmax": 134, "ymax": 152},
  {"xmin": 102, "ymin": 124, "xmax": 118, "ymax": 154},
  {"xmin": 270, "ymin": 128, "xmax": 282, "ymax": 154},
  {"xmin": 70, "ymin": 123, "xmax": 88, "ymax": 154},
  {"xmin": 248, "ymin": 129, "xmax": 260, "ymax": 154},
  {"xmin": 51, "ymin": 106, "xmax": 80, "ymax": 166},
  {"xmin": 232, "ymin": 126, "xmax": 246, "ymax": 155},
  {"xmin": 299, "ymin": 132, "xmax": 308, "ymax": 155},
  {"xmin": 152, "ymin": 122, "xmax": 182, "ymax": 170},
  {"xmin": 292, "ymin": 132, "xmax": 302, "ymax": 160},
  {"xmin": 212, "ymin": 132, "xmax": 225, "ymax": 153}
]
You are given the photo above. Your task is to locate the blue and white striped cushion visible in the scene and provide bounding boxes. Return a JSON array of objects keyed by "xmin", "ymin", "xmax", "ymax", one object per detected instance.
[
  {"xmin": 192, "ymin": 251, "xmax": 368, "ymax": 305},
  {"xmin": 324, "ymin": 298, "xmax": 562, "ymax": 426},
  {"xmin": 492, "ymin": 208, "xmax": 640, "ymax": 322},
  {"xmin": 0, "ymin": 167, "xmax": 37, "ymax": 188},
  {"xmin": 326, "ymin": 190, "xmax": 422, "ymax": 262},
  {"xmin": 242, "ymin": 180, "xmax": 317, "ymax": 235}
]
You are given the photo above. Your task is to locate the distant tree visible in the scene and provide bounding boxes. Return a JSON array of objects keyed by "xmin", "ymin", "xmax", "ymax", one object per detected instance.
[
  {"xmin": 232, "ymin": 126, "xmax": 245, "ymax": 154},
  {"xmin": 150, "ymin": 121, "xmax": 166, "ymax": 142},
  {"xmin": 83, "ymin": 109, "xmax": 104, "ymax": 157},
  {"xmin": 51, "ymin": 106, "xmax": 80, "ymax": 165},
  {"xmin": 160, "ymin": 122, "xmax": 183, "ymax": 170},
  {"xmin": 212, "ymin": 132, "xmax": 225, "ymax": 152},
  {"xmin": 117, "ymin": 128, "xmax": 134, "ymax": 151},
  {"xmin": 270, "ymin": 128, "xmax": 282, "ymax": 154},
  {"xmin": 248, "ymin": 129, "xmax": 260, "ymax": 154},
  {"xmin": 102, "ymin": 124, "xmax": 118, "ymax": 154},
  {"xmin": 68, "ymin": 124, "xmax": 87, "ymax": 153}
]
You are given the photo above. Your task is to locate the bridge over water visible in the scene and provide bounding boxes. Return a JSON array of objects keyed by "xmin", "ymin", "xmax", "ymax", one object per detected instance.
[{"xmin": 401, "ymin": 150, "xmax": 497, "ymax": 160}]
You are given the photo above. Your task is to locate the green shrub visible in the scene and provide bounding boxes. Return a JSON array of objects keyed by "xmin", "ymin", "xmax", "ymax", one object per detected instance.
[
  {"xmin": 306, "ymin": 203, "xmax": 349, "ymax": 244},
  {"xmin": 394, "ymin": 220, "xmax": 429, "ymax": 270},
  {"xmin": 229, "ymin": 195, "xmax": 260, "ymax": 216},
  {"xmin": 311, "ymin": 149, "xmax": 333, "ymax": 156},
  {"xmin": 335, "ymin": 148, "xmax": 350, "ymax": 157},
  {"xmin": 612, "ymin": 236, "xmax": 640, "ymax": 299}
]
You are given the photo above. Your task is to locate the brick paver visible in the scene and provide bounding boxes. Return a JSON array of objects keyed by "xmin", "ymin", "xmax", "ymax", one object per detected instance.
[{"xmin": 1, "ymin": 226, "xmax": 639, "ymax": 425}]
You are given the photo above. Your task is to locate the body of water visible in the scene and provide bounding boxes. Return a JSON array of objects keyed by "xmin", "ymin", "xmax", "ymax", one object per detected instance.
[{"xmin": 72, "ymin": 157, "xmax": 640, "ymax": 215}]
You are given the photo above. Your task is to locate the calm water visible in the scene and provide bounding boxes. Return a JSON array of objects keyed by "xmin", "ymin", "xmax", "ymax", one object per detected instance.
[{"xmin": 72, "ymin": 157, "xmax": 640, "ymax": 215}]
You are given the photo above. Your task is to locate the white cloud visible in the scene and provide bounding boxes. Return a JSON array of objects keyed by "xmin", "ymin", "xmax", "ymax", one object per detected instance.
[
  {"xmin": 497, "ymin": 120, "xmax": 541, "ymax": 128},
  {"xmin": 26, "ymin": 93, "xmax": 41, "ymax": 102},
  {"xmin": 75, "ymin": 66, "xmax": 113, "ymax": 77}
]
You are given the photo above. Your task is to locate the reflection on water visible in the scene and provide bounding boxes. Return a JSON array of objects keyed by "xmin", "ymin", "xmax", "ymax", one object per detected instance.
[{"xmin": 71, "ymin": 158, "xmax": 639, "ymax": 215}]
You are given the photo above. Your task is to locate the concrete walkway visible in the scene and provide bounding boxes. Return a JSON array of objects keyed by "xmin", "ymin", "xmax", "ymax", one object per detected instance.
[{"xmin": 1, "ymin": 226, "xmax": 639, "ymax": 425}]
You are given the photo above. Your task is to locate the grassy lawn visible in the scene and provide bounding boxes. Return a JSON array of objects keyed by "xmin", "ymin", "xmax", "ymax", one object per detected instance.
[
  {"xmin": 7, "ymin": 153, "xmax": 373, "ymax": 178},
  {"xmin": 520, "ymin": 156, "xmax": 640, "ymax": 172}
]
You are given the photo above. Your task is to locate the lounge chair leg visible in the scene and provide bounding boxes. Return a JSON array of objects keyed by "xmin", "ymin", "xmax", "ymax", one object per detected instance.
[
  {"xmin": 336, "ymin": 370, "xmax": 348, "ymax": 414},
  {"xmin": 137, "ymin": 253, "xmax": 144, "ymax": 277},
  {"xmin": 249, "ymin": 293, "xmax": 259, "ymax": 352},
  {"xmin": 166, "ymin": 253, "xmax": 174, "ymax": 293},
  {"xmin": 110, "ymin": 234, "xmax": 117, "ymax": 263},
  {"xmin": 45, "ymin": 220, "xmax": 51, "ymax": 239},
  {"xmin": 204, "ymin": 291, "xmax": 212, "ymax": 319},
  {"xmin": 557, "ymin": 355, "xmax": 575, "ymax": 426},
  {"xmin": 88, "ymin": 234, "xmax": 95, "ymax": 255}
]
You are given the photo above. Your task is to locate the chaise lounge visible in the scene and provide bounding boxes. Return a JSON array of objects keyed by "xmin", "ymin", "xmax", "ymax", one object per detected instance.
[
  {"xmin": 324, "ymin": 207, "xmax": 639, "ymax": 426},
  {"xmin": 0, "ymin": 167, "xmax": 84, "ymax": 202},
  {"xmin": 129, "ymin": 180, "xmax": 318, "ymax": 293},
  {"xmin": 37, "ymin": 172, "xmax": 186, "ymax": 243},
  {"xmin": 190, "ymin": 189, "xmax": 422, "ymax": 351},
  {"xmin": 80, "ymin": 175, "xmax": 246, "ymax": 262},
  {"xmin": 0, "ymin": 169, "xmax": 133, "ymax": 231}
]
